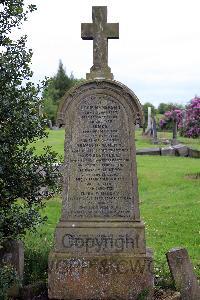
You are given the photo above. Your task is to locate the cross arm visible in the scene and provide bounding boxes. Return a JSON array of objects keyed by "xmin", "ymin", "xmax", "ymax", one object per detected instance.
[
  {"xmin": 106, "ymin": 23, "xmax": 119, "ymax": 39},
  {"xmin": 81, "ymin": 23, "xmax": 94, "ymax": 40}
]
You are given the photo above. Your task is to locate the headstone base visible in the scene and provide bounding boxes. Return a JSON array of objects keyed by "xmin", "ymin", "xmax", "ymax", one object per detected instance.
[
  {"xmin": 48, "ymin": 250, "xmax": 153, "ymax": 300},
  {"xmin": 53, "ymin": 221, "xmax": 147, "ymax": 255},
  {"xmin": 86, "ymin": 65, "xmax": 114, "ymax": 80}
]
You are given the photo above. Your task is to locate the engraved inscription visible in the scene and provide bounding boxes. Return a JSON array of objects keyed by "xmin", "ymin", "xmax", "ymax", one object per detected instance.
[{"xmin": 65, "ymin": 94, "xmax": 134, "ymax": 219}]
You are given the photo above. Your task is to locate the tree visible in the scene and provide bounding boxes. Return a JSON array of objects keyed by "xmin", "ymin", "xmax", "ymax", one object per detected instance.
[
  {"xmin": 0, "ymin": 0, "xmax": 59, "ymax": 248},
  {"xmin": 158, "ymin": 102, "xmax": 184, "ymax": 114},
  {"xmin": 157, "ymin": 103, "xmax": 170, "ymax": 114},
  {"xmin": 54, "ymin": 60, "xmax": 73, "ymax": 102},
  {"xmin": 42, "ymin": 60, "xmax": 82, "ymax": 124}
]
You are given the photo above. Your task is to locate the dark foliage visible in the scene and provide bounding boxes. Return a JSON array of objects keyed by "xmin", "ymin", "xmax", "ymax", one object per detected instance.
[{"xmin": 0, "ymin": 0, "xmax": 59, "ymax": 245}]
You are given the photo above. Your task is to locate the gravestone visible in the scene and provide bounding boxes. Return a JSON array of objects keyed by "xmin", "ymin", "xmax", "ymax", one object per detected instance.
[
  {"xmin": 152, "ymin": 116, "xmax": 158, "ymax": 144},
  {"xmin": 49, "ymin": 6, "xmax": 154, "ymax": 300},
  {"xmin": 182, "ymin": 110, "xmax": 186, "ymax": 129},
  {"xmin": 166, "ymin": 248, "xmax": 200, "ymax": 300},
  {"xmin": 147, "ymin": 107, "xmax": 152, "ymax": 129},
  {"xmin": 0, "ymin": 240, "xmax": 24, "ymax": 297},
  {"xmin": 145, "ymin": 107, "xmax": 152, "ymax": 136},
  {"xmin": 161, "ymin": 146, "xmax": 175, "ymax": 156},
  {"xmin": 172, "ymin": 119, "xmax": 178, "ymax": 144}
]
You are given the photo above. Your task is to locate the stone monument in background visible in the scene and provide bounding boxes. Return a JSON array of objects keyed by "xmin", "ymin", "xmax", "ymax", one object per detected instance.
[
  {"xmin": 145, "ymin": 106, "xmax": 153, "ymax": 135},
  {"xmin": 48, "ymin": 6, "xmax": 154, "ymax": 299}
]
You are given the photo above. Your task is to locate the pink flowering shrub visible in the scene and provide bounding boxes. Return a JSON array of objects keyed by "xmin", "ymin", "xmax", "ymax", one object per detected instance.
[
  {"xmin": 159, "ymin": 109, "xmax": 183, "ymax": 130},
  {"xmin": 159, "ymin": 97, "xmax": 200, "ymax": 138},
  {"xmin": 180, "ymin": 96, "xmax": 200, "ymax": 138}
]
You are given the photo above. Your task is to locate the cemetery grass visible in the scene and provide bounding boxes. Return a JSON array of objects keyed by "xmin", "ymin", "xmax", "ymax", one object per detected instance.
[
  {"xmin": 25, "ymin": 130, "xmax": 200, "ymax": 285},
  {"xmin": 23, "ymin": 143, "xmax": 200, "ymax": 287},
  {"xmin": 33, "ymin": 129, "xmax": 200, "ymax": 156}
]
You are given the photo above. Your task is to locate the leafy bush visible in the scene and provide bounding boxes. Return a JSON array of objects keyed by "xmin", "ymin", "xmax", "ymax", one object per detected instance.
[
  {"xmin": 0, "ymin": 265, "xmax": 18, "ymax": 300},
  {"xmin": 0, "ymin": 1, "xmax": 59, "ymax": 247}
]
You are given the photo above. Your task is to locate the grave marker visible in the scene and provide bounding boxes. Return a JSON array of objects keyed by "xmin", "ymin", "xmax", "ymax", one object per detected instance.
[
  {"xmin": 166, "ymin": 248, "xmax": 200, "ymax": 300},
  {"xmin": 145, "ymin": 106, "xmax": 153, "ymax": 136},
  {"xmin": 49, "ymin": 6, "xmax": 154, "ymax": 300},
  {"xmin": 152, "ymin": 116, "xmax": 158, "ymax": 144}
]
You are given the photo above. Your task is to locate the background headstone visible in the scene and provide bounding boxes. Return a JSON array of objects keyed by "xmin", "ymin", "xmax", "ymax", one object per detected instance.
[
  {"xmin": 166, "ymin": 248, "xmax": 200, "ymax": 300},
  {"xmin": 172, "ymin": 119, "xmax": 178, "ymax": 145},
  {"xmin": 47, "ymin": 119, "xmax": 53, "ymax": 130},
  {"xmin": 188, "ymin": 148, "xmax": 200, "ymax": 158},
  {"xmin": 0, "ymin": 240, "xmax": 24, "ymax": 297},
  {"xmin": 161, "ymin": 146, "xmax": 175, "ymax": 156},
  {"xmin": 182, "ymin": 110, "xmax": 186, "ymax": 129},
  {"xmin": 173, "ymin": 144, "xmax": 189, "ymax": 157},
  {"xmin": 0, "ymin": 240, "xmax": 24, "ymax": 280},
  {"xmin": 145, "ymin": 107, "xmax": 153, "ymax": 136},
  {"xmin": 136, "ymin": 147, "xmax": 161, "ymax": 156},
  {"xmin": 147, "ymin": 107, "xmax": 152, "ymax": 130},
  {"xmin": 152, "ymin": 116, "xmax": 158, "ymax": 144}
]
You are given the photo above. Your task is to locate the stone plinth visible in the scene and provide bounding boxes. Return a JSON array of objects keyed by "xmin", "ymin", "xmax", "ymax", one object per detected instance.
[{"xmin": 49, "ymin": 251, "xmax": 153, "ymax": 300}]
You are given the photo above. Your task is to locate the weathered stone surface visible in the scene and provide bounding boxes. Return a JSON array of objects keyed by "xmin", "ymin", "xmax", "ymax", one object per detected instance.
[
  {"xmin": 172, "ymin": 120, "xmax": 178, "ymax": 141},
  {"xmin": 136, "ymin": 148, "xmax": 161, "ymax": 156},
  {"xmin": 161, "ymin": 138, "xmax": 171, "ymax": 145},
  {"xmin": 161, "ymin": 146, "xmax": 175, "ymax": 156},
  {"xmin": 49, "ymin": 79, "xmax": 153, "ymax": 299},
  {"xmin": 58, "ymin": 80, "xmax": 143, "ymax": 223},
  {"xmin": 54, "ymin": 221, "xmax": 146, "ymax": 254},
  {"xmin": 49, "ymin": 251, "xmax": 154, "ymax": 300},
  {"xmin": 0, "ymin": 240, "xmax": 24, "ymax": 297},
  {"xmin": 188, "ymin": 148, "xmax": 200, "ymax": 159},
  {"xmin": 166, "ymin": 248, "xmax": 200, "ymax": 300},
  {"xmin": 145, "ymin": 107, "xmax": 152, "ymax": 135},
  {"xmin": 152, "ymin": 117, "xmax": 158, "ymax": 144},
  {"xmin": 173, "ymin": 144, "xmax": 189, "ymax": 157},
  {"xmin": 0, "ymin": 240, "xmax": 24, "ymax": 280},
  {"xmin": 81, "ymin": 6, "xmax": 119, "ymax": 80},
  {"xmin": 49, "ymin": 6, "xmax": 153, "ymax": 299},
  {"xmin": 20, "ymin": 282, "xmax": 47, "ymax": 300},
  {"xmin": 171, "ymin": 139, "xmax": 180, "ymax": 146}
]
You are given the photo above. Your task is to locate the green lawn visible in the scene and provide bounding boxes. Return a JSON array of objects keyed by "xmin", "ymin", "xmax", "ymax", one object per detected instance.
[
  {"xmin": 33, "ymin": 128, "xmax": 200, "ymax": 156},
  {"xmin": 32, "ymin": 129, "xmax": 65, "ymax": 156},
  {"xmin": 24, "ymin": 129, "xmax": 200, "ymax": 286},
  {"xmin": 135, "ymin": 129, "xmax": 200, "ymax": 150}
]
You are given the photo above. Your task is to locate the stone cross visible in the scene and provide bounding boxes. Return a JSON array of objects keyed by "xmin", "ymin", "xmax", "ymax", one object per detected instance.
[{"xmin": 81, "ymin": 6, "xmax": 119, "ymax": 80}]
